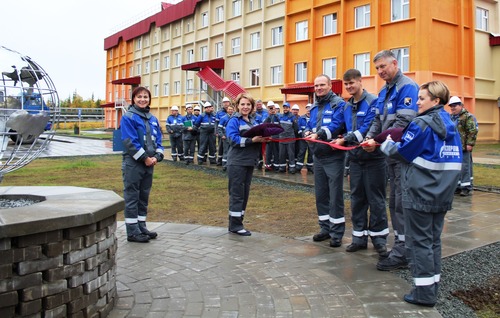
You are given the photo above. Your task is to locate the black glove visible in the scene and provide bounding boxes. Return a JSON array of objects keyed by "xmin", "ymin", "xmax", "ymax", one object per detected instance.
[
  {"xmin": 343, "ymin": 132, "xmax": 357, "ymax": 145},
  {"xmin": 154, "ymin": 153, "xmax": 164, "ymax": 162}
]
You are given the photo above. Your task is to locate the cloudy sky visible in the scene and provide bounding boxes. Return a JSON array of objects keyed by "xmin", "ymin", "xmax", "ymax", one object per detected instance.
[{"xmin": 1, "ymin": 0, "xmax": 173, "ymax": 101}]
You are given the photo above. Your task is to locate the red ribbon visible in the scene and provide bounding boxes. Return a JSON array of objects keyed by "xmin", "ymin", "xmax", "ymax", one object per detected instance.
[{"xmin": 259, "ymin": 137, "xmax": 379, "ymax": 165}]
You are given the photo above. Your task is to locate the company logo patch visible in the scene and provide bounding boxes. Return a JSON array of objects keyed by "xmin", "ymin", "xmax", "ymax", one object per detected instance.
[
  {"xmin": 404, "ymin": 97, "xmax": 412, "ymax": 106},
  {"xmin": 403, "ymin": 131, "xmax": 414, "ymax": 142}
]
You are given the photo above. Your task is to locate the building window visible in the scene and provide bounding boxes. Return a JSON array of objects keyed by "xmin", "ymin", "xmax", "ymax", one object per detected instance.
[
  {"xmin": 271, "ymin": 26, "xmax": 283, "ymax": 46},
  {"xmin": 249, "ymin": 0, "xmax": 262, "ymax": 11},
  {"xmin": 215, "ymin": 42, "xmax": 223, "ymax": 58},
  {"xmin": 186, "ymin": 21, "xmax": 191, "ymax": 33},
  {"xmin": 174, "ymin": 81, "xmax": 181, "ymax": 94},
  {"xmin": 250, "ymin": 69, "xmax": 260, "ymax": 86},
  {"xmin": 231, "ymin": 37, "xmax": 241, "ymax": 54},
  {"xmin": 201, "ymin": 12, "xmax": 209, "ymax": 28},
  {"xmin": 163, "ymin": 83, "xmax": 169, "ymax": 96},
  {"xmin": 250, "ymin": 32, "xmax": 261, "ymax": 50},
  {"xmin": 164, "ymin": 56, "xmax": 170, "ymax": 69},
  {"xmin": 295, "ymin": 62, "xmax": 307, "ymax": 82},
  {"xmin": 154, "ymin": 59, "xmax": 159, "ymax": 71},
  {"xmin": 270, "ymin": 0, "xmax": 283, "ymax": 4},
  {"xmin": 187, "ymin": 49, "xmax": 194, "ymax": 63},
  {"xmin": 354, "ymin": 53, "xmax": 371, "ymax": 76},
  {"xmin": 215, "ymin": 6, "xmax": 224, "ymax": 23},
  {"xmin": 153, "ymin": 85, "xmax": 159, "ymax": 97},
  {"xmin": 355, "ymin": 5, "xmax": 371, "ymax": 29},
  {"xmin": 109, "ymin": 50, "xmax": 113, "ymax": 59},
  {"xmin": 136, "ymin": 64, "xmax": 142, "ymax": 76},
  {"xmin": 270, "ymin": 66, "xmax": 282, "ymax": 85},
  {"xmin": 153, "ymin": 31, "xmax": 158, "ymax": 44},
  {"xmin": 175, "ymin": 53, "xmax": 181, "ymax": 66},
  {"xmin": 144, "ymin": 61, "xmax": 150, "ymax": 74},
  {"xmin": 163, "ymin": 30, "xmax": 170, "ymax": 41},
  {"xmin": 391, "ymin": 0, "xmax": 409, "ymax": 21},
  {"xmin": 322, "ymin": 58, "xmax": 337, "ymax": 79},
  {"xmin": 231, "ymin": 72, "xmax": 240, "ymax": 84},
  {"xmin": 296, "ymin": 20, "xmax": 308, "ymax": 41},
  {"xmin": 129, "ymin": 66, "xmax": 133, "ymax": 76},
  {"xmin": 200, "ymin": 46, "xmax": 208, "ymax": 61},
  {"xmin": 135, "ymin": 38, "xmax": 142, "ymax": 50},
  {"xmin": 186, "ymin": 79, "xmax": 193, "ymax": 94},
  {"xmin": 232, "ymin": 0, "xmax": 242, "ymax": 17},
  {"xmin": 476, "ymin": 7, "xmax": 489, "ymax": 31},
  {"xmin": 391, "ymin": 47, "xmax": 409, "ymax": 72},
  {"xmin": 144, "ymin": 36, "xmax": 149, "ymax": 47},
  {"xmin": 201, "ymin": 81, "xmax": 208, "ymax": 91},
  {"xmin": 122, "ymin": 68, "xmax": 126, "ymax": 78},
  {"xmin": 323, "ymin": 13, "xmax": 338, "ymax": 35}
]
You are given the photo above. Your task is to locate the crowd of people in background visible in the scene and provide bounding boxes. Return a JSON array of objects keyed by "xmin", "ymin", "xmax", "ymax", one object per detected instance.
[
  {"xmin": 154, "ymin": 49, "xmax": 478, "ymax": 308},
  {"xmin": 165, "ymin": 96, "xmax": 316, "ymax": 174}
]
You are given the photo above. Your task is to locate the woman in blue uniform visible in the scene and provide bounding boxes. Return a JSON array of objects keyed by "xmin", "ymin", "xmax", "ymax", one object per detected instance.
[
  {"xmin": 378, "ymin": 81, "xmax": 462, "ymax": 306},
  {"xmin": 120, "ymin": 87, "xmax": 164, "ymax": 243},
  {"xmin": 226, "ymin": 93, "xmax": 266, "ymax": 236}
]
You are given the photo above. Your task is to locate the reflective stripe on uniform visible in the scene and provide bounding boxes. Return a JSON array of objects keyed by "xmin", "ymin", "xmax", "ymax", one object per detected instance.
[
  {"xmin": 125, "ymin": 218, "xmax": 138, "ymax": 224},
  {"xmin": 369, "ymin": 228, "xmax": 390, "ymax": 237},
  {"xmin": 414, "ymin": 276, "xmax": 435, "ymax": 286},
  {"xmin": 330, "ymin": 216, "xmax": 345, "ymax": 224}
]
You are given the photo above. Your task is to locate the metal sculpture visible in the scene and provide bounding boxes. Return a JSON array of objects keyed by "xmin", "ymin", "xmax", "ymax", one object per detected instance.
[{"xmin": 0, "ymin": 46, "xmax": 60, "ymax": 181}]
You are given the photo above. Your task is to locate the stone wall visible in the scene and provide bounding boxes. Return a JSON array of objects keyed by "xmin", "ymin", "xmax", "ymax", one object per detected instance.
[
  {"xmin": 0, "ymin": 215, "xmax": 118, "ymax": 318},
  {"xmin": 0, "ymin": 186, "xmax": 124, "ymax": 318}
]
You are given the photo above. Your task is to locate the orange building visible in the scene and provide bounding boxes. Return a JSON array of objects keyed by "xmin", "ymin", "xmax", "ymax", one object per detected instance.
[{"xmin": 283, "ymin": 0, "xmax": 475, "ymax": 112}]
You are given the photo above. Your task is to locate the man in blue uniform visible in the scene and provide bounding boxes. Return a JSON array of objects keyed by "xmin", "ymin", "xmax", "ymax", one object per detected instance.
[
  {"xmin": 305, "ymin": 74, "xmax": 346, "ymax": 248},
  {"xmin": 195, "ymin": 102, "xmax": 217, "ymax": 165},
  {"xmin": 215, "ymin": 97, "xmax": 231, "ymax": 166},
  {"xmin": 334, "ymin": 69, "xmax": 389, "ymax": 256},
  {"xmin": 278, "ymin": 102, "xmax": 297, "ymax": 173},
  {"xmin": 166, "ymin": 105, "xmax": 184, "ymax": 161},
  {"xmin": 363, "ymin": 50, "xmax": 419, "ymax": 270}
]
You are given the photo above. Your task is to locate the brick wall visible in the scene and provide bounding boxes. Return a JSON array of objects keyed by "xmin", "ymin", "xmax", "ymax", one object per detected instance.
[{"xmin": 0, "ymin": 215, "xmax": 118, "ymax": 318}]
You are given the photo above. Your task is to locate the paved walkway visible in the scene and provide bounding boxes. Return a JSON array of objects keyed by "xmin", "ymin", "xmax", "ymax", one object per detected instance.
[{"xmin": 40, "ymin": 136, "xmax": 500, "ymax": 317}]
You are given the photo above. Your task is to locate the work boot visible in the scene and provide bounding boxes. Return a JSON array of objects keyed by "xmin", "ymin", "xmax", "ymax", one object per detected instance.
[
  {"xmin": 138, "ymin": 221, "xmax": 158, "ymax": 239},
  {"xmin": 126, "ymin": 223, "xmax": 150, "ymax": 243}
]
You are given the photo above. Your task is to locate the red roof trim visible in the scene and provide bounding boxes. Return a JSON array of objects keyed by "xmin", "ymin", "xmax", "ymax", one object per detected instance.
[
  {"xmin": 104, "ymin": 0, "xmax": 203, "ymax": 50},
  {"xmin": 182, "ymin": 59, "xmax": 225, "ymax": 71},
  {"xmin": 281, "ymin": 80, "xmax": 343, "ymax": 95},
  {"xmin": 111, "ymin": 76, "xmax": 141, "ymax": 85}
]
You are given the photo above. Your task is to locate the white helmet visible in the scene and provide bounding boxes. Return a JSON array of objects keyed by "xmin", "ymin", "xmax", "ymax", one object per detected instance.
[
  {"xmin": 222, "ymin": 97, "xmax": 231, "ymax": 102},
  {"xmin": 291, "ymin": 104, "xmax": 300, "ymax": 110},
  {"xmin": 267, "ymin": 101, "xmax": 275, "ymax": 107},
  {"xmin": 204, "ymin": 101, "xmax": 212, "ymax": 108},
  {"xmin": 275, "ymin": 103, "xmax": 280, "ymax": 110},
  {"xmin": 194, "ymin": 106, "xmax": 201, "ymax": 111},
  {"xmin": 171, "ymin": 105, "xmax": 179, "ymax": 111}
]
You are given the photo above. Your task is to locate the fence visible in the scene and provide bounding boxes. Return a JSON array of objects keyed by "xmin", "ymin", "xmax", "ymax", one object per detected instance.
[{"xmin": 57, "ymin": 107, "xmax": 104, "ymax": 125}]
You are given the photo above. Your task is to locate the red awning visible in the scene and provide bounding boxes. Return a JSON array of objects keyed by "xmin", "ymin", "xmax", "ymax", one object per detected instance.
[
  {"xmin": 281, "ymin": 80, "xmax": 343, "ymax": 95},
  {"xmin": 182, "ymin": 59, "xmax": 225, "ymax": 71},
  {"xmin": 111, "ymin": 76, "xmax": 141, "ymax": 85},
  {"xmin": 100, "ymin": 102, "xmax": 115, "ymax": 108},
  {"xmin": 490, "ymin": 34, "xmax": 500, "ymax": 46}
]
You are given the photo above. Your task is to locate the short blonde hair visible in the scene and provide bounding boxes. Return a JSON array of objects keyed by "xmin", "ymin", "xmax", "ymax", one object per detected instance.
[{"xmin": 420, "ymin": 81, "xmax": 450, "ymax": 105}]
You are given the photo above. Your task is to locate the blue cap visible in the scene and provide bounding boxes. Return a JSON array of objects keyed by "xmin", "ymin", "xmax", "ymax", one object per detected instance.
[{"xmin": 283, "ymin": 102, "xmax": 290, "ymax": 107}]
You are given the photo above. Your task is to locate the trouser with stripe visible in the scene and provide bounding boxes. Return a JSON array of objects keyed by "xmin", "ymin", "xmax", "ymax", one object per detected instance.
[
  {"xmin": 349, "ymin": 158, "xmax": 389, "ymax": 246},
  {"xmin": 405, "ymin": 208, "xmax": 446, "ymax": 305},
  {"xmin": 122, "ymin": 156, "xmax": 154, "ymax": 236},
  {"xmin": 227, "ymin": 165, "xmax": 254, "ymax": 232},
  {"xmin": 313, "ymin": 153, "xmax": 345, "ymax": 240}
]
